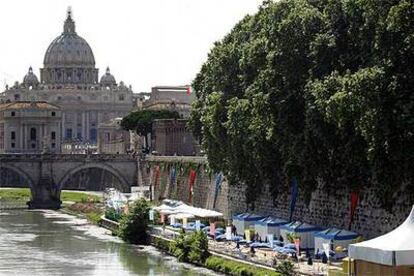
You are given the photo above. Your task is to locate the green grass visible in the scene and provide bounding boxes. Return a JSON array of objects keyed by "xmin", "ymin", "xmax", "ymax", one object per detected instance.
[
  {"xmin": 60, "ymin": 191, "xmax": 101, "ymax": 203},
  {"xmin": 0, "ymin": 188, "xmax": 31, "ymax": 201},
  {"xmin": 0, "ymin": 188, "xmax": 101, "ymax": 203},
  {"xmin": 205, "ymin": 256, "xmax": 281, "ymax": 276}
]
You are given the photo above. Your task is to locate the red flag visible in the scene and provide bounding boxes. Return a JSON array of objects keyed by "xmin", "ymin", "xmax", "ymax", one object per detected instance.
[
  {"xmin": 188, "ymin": 169, "xmax": 197, "ymax": 204},
  {"xmin": 154, "ymin": 165, "xmax": 160, "ymax": 189},
  {"xmin": 349, "ymin": 191, "xmax": 359, "ymax": 229},
  {"xmin": 186, "ymin": 85, "xmax": 192, "ymax": 95}
]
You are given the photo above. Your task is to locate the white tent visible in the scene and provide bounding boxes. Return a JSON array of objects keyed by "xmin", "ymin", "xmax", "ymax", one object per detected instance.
[
  {"xmin": 254, "ymin": 216, "xmax": 288, "ymax": 241},
  {"xmin": 174, "ymin": 204, "xmax": 223, "ymax": 218},
  {"xmin": 280, "ymin": 221, "xmax": 321, "ymax": 250},
  {"xmin": 314, "ymin": 228, "xmax": 359, "ymax": 255},
  {"xmin": 349, "ymin": 206, "xmax": 414, "ymax": 270},
  {"xmin": 232, "ymin": 213, "xmax": 266, "ymax": 236},
  {"xmin": 152, "ymin": 199, "xmax": 223, "ymax": 219}
]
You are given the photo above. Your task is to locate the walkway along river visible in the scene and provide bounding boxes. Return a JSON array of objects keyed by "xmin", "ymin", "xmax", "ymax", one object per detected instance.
[{"xmin": 0, "ymin": 209, "xmax": 217, "ymax": 275}]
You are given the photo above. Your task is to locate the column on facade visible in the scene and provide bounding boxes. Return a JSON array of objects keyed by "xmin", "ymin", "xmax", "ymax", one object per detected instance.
[
  {"xmin": 86, "ymin": 111, "xmax": 90, "ymax": 141},
  {"xmin": 73, "ymin": 111, "xmax": 77, "ymax": 139},
  {"xmin": 61, "ymin": 111, "xmax": 65, "ymax": 140},
  {"xmin": 19, "ymin": 123, "xmax": 23, "ymax": 151},
  {"xmin": 81, "ymin": 111, "xmax": 86, "ymax": 140}
]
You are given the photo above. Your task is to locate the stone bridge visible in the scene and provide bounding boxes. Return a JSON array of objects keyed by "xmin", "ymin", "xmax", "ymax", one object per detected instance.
[{"xmin": 0, "ymin": 154, "xmax": 139, "ymax": 209}]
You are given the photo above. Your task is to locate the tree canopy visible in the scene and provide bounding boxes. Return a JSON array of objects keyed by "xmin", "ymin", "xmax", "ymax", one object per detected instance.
[
  {"xmin": 189, "ymin": 0, "xmax": 414, "ymax": 207},
  {"xmin": 121, "ymin": 109, "xmax": 180, "ymax": 151}
]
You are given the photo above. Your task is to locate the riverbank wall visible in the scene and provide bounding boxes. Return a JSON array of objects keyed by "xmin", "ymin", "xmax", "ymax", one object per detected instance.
[{"xmin": 143, "ymin": 156, "xmax": 412, "ymax": 239}]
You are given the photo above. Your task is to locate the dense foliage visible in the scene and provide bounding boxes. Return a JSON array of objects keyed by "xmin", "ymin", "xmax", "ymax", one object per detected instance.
[
  {"xmin": 121, "ymin": 110, "xmax": 180, "ymax": 151},
  {"xmin": 169, "ymin": 230, "xmax": 209, "ymax": 264},
  {"xmin": 118, "ymin": 199, "xmax": 150, "ymax": 244},
  {"xmin": 105, "ymin": 208, "xmax": 123, "ymax": 222},
  {"xmin": 189, "ymin": 0, "xmax": 414, "ymax": 208}
]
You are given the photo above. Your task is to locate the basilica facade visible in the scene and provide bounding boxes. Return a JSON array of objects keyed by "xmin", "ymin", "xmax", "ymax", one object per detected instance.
[{"xmin": 0, "ymin": 9, "xmax": 135, "ymax": 153}]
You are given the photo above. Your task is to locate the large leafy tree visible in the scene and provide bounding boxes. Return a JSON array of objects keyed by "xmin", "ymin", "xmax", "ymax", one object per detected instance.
[
  {"xmin": 189, "ymin": 0, "xmax": 414, "ymax": 208},
  {"xmin": 121, "ymin": 110, "xmax": 180, "ymax": 152}
]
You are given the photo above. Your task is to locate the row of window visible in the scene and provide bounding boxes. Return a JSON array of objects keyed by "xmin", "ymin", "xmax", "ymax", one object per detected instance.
[
  {"xmin": 65, "ymin": 128, "xmax": 97, "ymax": 141},
  {"xmin": 10, "ymin": 111, "xmax": 56, "ymax": 117},
  {"xmin": 10, "ymin": 130, "xmax": 56, "ymax": 141}
]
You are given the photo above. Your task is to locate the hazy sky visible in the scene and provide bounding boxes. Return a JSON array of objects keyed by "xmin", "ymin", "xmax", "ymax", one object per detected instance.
[{"xmin": 0, "ymin": 0, "xmax": 262, "ymax": 92}]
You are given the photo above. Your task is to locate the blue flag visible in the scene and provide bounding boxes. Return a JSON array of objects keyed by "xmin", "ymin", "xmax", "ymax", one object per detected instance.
[
  {"xmin": 170, "ymin": 167, "xmax": 177, "ymax": 186},
  {"xmin": 213, "ymin": 173, "xmax": 223, "ymax": 208},
  {"xmin": 289, "ymin": 176, "xmax": 299, "ymax": 222}
]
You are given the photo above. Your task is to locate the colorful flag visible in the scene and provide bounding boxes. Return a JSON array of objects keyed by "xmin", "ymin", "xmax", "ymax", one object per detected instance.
[
  {"xmin": 294, "ymin": 238, "xmax": 301, "ymax": 255},
  {"xmin": 154, "ymin": 165, "xmax": 160, "ymax": 189},
  {"xmin": 213, "ymin": 173, "xmax": 223, "ymax": 208},
  {"xmin": 170, "ymin": 167, "xmax": 177, "ymax": 186},
  {"xmin": 289, "ymin": 176, "xmax": 299, "ymax": 222},
  {"xmin": 188, "ymin": 169, "xmax": 197, "ymax": 204},
  {"xmin": 349, "ymin": 191, "xmax": 359, "ymax": 229},
  {"xmin": 186, "ymin": 85, "xmax": 192, "ymax": 95},
  {"xmin": 209, "ymin": 222, "xmax": 216, "ymax": 236}
]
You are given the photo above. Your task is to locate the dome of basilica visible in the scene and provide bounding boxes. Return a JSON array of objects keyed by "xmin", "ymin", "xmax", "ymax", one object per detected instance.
[
  {"xmin": 40, "ymin": 8, "xmax": 99, "ymax": 85},
  {"xmin": 23, "ymin": 67, "xmax": 39, "ymax": 87},
  {"xmin": 100, "ymin": 67, "xmax": 117, "ymax": 87},
  {"xmin": 43, "ymin": 9, "xmax": 95, "ymax": 68}
]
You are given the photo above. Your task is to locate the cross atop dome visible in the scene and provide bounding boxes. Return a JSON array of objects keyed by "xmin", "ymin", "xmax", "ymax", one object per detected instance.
[{"xmin": 64, "ymin": 6, "xmax": 76, "ymax": 34}]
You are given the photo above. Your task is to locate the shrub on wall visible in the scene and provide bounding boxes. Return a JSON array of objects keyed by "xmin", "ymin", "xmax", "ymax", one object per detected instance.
[
  {"xmin": 169, "ymin": 230, "xmax": 210, "ymax": 264},
  {"xmin": 118, "ymin": 198, "xmax": 150, "ymax": 244}
]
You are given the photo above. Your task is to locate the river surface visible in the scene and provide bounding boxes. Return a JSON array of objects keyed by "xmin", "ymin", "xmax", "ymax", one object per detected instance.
[{"xmin": 0, "ymin": 209, "xmax": 217, "ymax": 276}]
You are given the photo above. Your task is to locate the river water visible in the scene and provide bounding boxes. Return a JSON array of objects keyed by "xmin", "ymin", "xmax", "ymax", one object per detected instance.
[{"xmin": 0, "ymin": 209, "xmax": 217, "ymax": 276}]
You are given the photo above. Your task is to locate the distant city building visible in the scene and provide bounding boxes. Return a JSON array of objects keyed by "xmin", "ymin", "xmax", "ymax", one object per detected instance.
[
  {"xmin": 97, "ymin": 118, "xmax": 130, "ymax": 154},
  {"xmin": 0, "ymin": 8, "xmax": 197, "ymax": 155},
  {"xmin": 151, "ymin": 119, "xmax": 199, "ymax": 156},
  {"xmin": 0, "ymin": 101, "xmax": 62, "ymax": 153},
  {"xmin": 143, "ymin": 86, "xmax": 195, "ymax": 118},
  {"xmin": 0, "ymin": 9, "xmax": 134, "ymax": 152}
]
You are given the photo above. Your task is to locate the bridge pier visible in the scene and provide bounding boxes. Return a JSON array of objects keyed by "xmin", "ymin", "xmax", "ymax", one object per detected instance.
[{"xmin": 27, "ymin": 177, "xmax": 61, "ymax": 210}]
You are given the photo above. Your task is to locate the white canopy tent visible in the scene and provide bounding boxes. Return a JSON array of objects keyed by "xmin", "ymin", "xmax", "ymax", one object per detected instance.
[
  {"xmin": 152, "ymin": 199, "xmax": 223, "ymax": 219},
  {"xmin": 349, "ymin": 206, "xmax": 414, "ymax": 268},
  {"xmin": 254, "ymin": 216, "xmax": 288, "ymax": 240}
]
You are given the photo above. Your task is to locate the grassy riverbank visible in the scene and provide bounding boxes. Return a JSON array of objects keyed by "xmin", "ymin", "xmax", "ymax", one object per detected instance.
[
  {"xmin": 151, "ymin": 235, "xmax": 283, "ymax": 276},
  {"xmin": 63, "ymin": 202, "xmax": 104, "ymax": 225},
  {"xmin": 0, "ymin": 188, "xmax": 101, "ymax": 203},
  {"xmin": 0, "ymin": 188, "xmax": 104, "ymax": 224}
]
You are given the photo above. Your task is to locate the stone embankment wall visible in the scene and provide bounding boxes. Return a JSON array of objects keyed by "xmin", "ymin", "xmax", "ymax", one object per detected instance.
[
  {"xmin": 227, "ymin": 182, "xmax": 412, "ymax": 239},
  {"xmin": 142, "ymin": 156, "xmax": 412, "ymax": 239},
  {"xmin": 141, "ymin": 156, "xmax": 230, "ymax": 217}
]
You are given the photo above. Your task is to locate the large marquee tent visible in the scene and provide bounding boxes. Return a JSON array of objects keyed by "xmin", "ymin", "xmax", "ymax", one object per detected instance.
[
  {"xmin": 254, "ymin": 216, "xmax": 288, "ymax": 240},
  {"xmin": 349, "ymin": 206, "xmax": 414, "ymax": 275}
]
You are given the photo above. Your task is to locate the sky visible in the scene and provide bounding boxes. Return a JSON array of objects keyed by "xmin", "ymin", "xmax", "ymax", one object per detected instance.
[{"xmin": 0, "ymin": 0, "xmax": 263, "ymax": 92}]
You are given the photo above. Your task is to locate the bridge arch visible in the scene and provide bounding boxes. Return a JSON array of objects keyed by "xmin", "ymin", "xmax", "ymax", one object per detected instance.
[
  {"xmin": 0, "ymin": 163, "xmax": 35, "ymax": 188},
  {"xmin": 58, "ymin": 163, "xmax": 130, "ymax": 192}
]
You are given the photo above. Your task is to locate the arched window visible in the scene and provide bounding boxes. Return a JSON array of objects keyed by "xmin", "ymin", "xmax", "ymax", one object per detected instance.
[{"xmin": 30, "ymin": 128, "xmax": 36, "ymax": 140}]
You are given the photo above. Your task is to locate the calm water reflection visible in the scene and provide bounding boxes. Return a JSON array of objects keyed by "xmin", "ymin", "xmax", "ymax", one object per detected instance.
[{"xmin": 0, "ymin": 209, "xmax": 217, "ymax": 276}]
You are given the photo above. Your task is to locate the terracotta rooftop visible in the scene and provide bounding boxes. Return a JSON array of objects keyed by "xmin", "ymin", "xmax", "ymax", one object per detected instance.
[{"xmin": 0, "ymin": 101, "xmax": 60, "ymax": 111}]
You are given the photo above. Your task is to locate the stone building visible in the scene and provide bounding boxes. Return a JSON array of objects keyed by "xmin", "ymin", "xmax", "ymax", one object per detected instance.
[
  {"xmin": 97, "ymin": 117, "xmax": 130, "ymax": 154},
  {"xmin": 0, "ymin": 101, "xmax": 62, "ymax": 153},
  {"xmin": 0, "ymin": 8, "xmax": 134, "ymax": 150},
  {"xmin": 143, "ymin": 86, "xmax": 195, "ymax": 118},
  {"xmin": 151, "ymin": 119, "xmax": 199, "ymax": 156}
]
